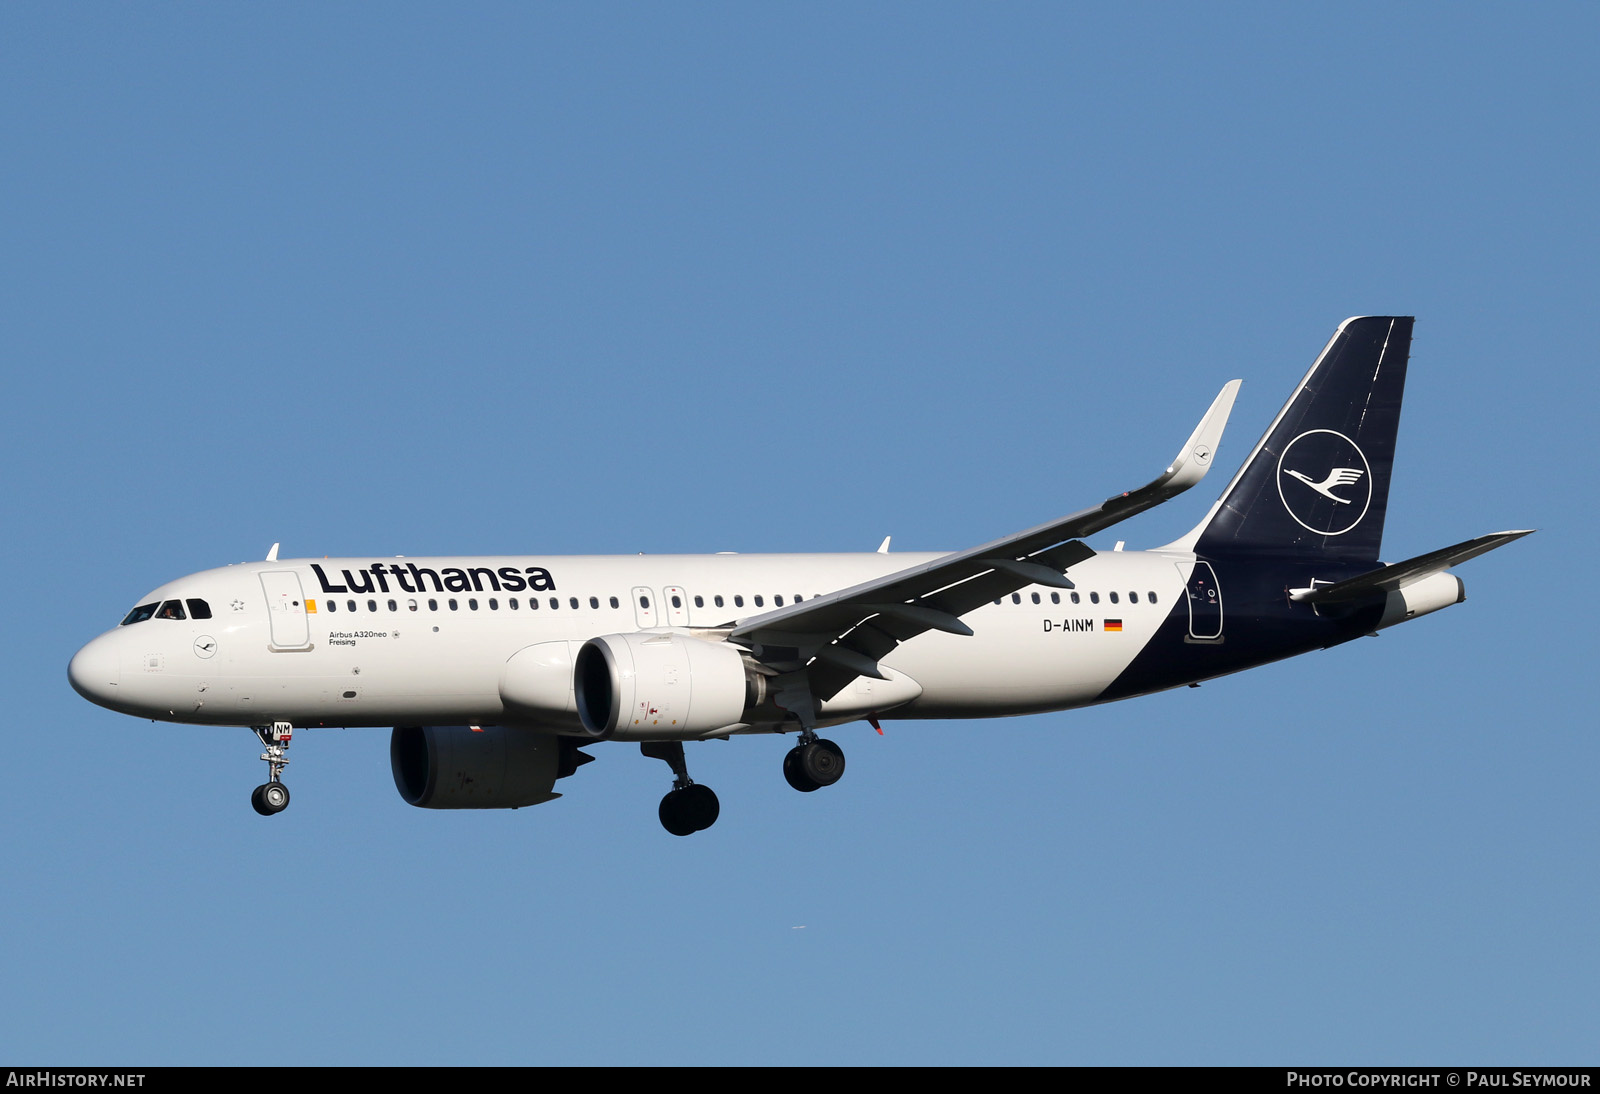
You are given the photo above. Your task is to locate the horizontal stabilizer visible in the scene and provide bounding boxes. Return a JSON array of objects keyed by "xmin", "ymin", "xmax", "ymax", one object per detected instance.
[{"xmin": 1294, "ymin": 530, "xmax": 1534, "ymax": 605}]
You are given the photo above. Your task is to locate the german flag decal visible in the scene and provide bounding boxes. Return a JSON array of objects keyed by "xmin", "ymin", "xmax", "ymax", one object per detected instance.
[{"xmin": 1103, "ymin": 619, "xmax": 1123, "ymax": 632}]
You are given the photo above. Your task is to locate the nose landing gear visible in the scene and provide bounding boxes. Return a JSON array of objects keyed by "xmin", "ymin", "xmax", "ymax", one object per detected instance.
[{"xmin": 250, "ymin": 722, "xmax": 293, "ymax": 816}]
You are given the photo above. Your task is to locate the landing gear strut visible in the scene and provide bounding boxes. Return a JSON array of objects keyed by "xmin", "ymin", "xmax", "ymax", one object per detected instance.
[
  {"xmin": 783, "ymin": 732, "xmax": 845, "ymax": 793},
  {"xmin": 642, "ymin": 741, "xmax": 719, "ymax": 836},
  {"xmin": 250, "ymin": 721, "xmax": 293, "ymax": 816}
]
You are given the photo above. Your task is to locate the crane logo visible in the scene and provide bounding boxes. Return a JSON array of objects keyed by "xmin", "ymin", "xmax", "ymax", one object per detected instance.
[{"xmin": 1276, "ymin": 429, "xmax": 1373, "ymax": 536}]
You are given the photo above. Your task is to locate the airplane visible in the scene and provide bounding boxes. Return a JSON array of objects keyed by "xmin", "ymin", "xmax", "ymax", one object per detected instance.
[{"xmin": 68, "ymin": 317, "xmax": 1532, "ymax": 835}]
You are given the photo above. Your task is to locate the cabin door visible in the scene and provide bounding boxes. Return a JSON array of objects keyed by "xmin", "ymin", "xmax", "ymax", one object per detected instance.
[
  {"xmin": 260, "ymin": 571, "xmax": 313, "ymax": 650},
  {"xmin": 1178, "ymin": 561, "xmax": 1223, "ymax": 641}
]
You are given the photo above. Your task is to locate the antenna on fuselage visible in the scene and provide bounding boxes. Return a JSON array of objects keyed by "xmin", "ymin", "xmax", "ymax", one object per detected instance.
[
  {"xmin": 265, "ymin": 542, "xmax": 280, "ymax": 561},
  {"xmin": 877, "ymin": 536, "xmax": 891, "ymax": 554}
]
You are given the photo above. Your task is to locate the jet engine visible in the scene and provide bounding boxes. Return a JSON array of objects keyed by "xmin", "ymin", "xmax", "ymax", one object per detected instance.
[
  {"xmin": 390, "ymin": 724, "xmax": 575, "ymax": 809},
  {"xmin": 573, "ymin": 632, "xmax": 761, "ymax": 740}
]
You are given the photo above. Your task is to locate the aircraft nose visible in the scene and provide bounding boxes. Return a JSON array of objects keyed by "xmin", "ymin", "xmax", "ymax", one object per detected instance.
[{"xmin": 68, "ymin": 634, "xmax": 122, "ymax": 707}]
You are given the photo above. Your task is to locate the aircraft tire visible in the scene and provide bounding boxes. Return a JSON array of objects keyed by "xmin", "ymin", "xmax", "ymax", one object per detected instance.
[
  {"xmin": 659, "ymin": 790, "xmax": 698, "ymax": 837},
  {"xmin": 255, "ymin": 782, "xmax": 290, "ymax": 815},
  {"xmin": 679, "ymin": 783, "xmax": 719, "ymax": 831},
  {"xmin": 783, "ymin": 746, "xmax": 820, "ymax": 793},
  {"xmin": 800, "ymin": 739, "xmax": 845, "ymax": 788}
]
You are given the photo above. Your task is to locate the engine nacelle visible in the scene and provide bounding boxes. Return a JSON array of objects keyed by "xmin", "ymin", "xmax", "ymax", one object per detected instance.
[
  {"xmin": 390, "ymin": 725, "xmax": 563, "ymax": 809},
  {"xmin": 1378, "ymin": 571, "xmax": 1465, "ymax": 629},
  {"xmin": 574, "ymin": 632, "xmax": 754, "ymax": 740},
  {"xmin": 499, "ymin": 640, "xmax": 584, "ymax": 727}
]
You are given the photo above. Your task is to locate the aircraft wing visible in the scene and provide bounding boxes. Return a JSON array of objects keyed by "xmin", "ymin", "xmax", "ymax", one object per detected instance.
[
  {"xmin": 1294, "ymin": 529, "xmax": 1535, "ymax": 605},
  {"xmin": 730, "ymin": 380, "xmax": 1242, "ymax": 701}
]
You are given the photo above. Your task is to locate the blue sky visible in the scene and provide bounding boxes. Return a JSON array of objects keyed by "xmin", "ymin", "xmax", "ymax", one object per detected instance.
[{"xmin": 2, "ymin": 4, "xmax": 1594, "ymax": 1064}]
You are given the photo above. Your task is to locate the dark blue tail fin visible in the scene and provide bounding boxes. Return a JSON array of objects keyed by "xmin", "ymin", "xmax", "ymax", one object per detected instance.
[{"xmin": 1180, "ymin": 316, "xmax": 1412, "ymax": 563}]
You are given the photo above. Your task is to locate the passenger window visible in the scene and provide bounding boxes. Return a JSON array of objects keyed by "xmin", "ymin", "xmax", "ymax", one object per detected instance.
[
  {"xmin": 387, "ymin": 599, "xmax": 398, "ymax": 611},
  {"xmin": 1070, "ymin": 592, "xmax": 1080, "ymax": 604},
  {"xmin": 1050, "ymin": 592, "xmax": 1060, "ymax": 604},
  {"xmin": 327, "ymin": 600, "xmax": 338, "ymax": 613},
  {"xmin": 590, "ymin": 596, "xmax": 599, "ymax": 609},
  {"xmin": 157, "ymin": 600, "xmax": 187, "ymax": 620},
  {"xmin": 1011, "ymin": 593, "xmax": 1021, "ymax": 604},
  {"xmin": 569, "ymin": 597, "xmax": 579, "ymax": 610},
  {"xmin": 754, "ymin": 595, "xmax": 764, "ymax": 607},
  {"xmin": 529, "ymin": 598, "xmax": 539, "ymax": 610},
  {"xmin": 429, "ymin": 599, "xmax": 438, "ymax": 611},
  {"xmin": 121, "ymin": 603, "xmax": 159, "ymax": 625},
  {"xmin": 509, "ymin": 598, "xmax": 518, "ymax": 609},
  {"xmin": 367, "ymin": 599, "xmax": 378, "ymax": 612},
  {"xmin": 489, "ymin": 598, "xmax": 498, "ymax": 610},
  {"xmin": 469, "ymin": 599, "xmax": 479, "ymax": 610},
  {"xmin": 347, "ymin": 600, "xmax": 357, "ymax": 612},
  {"xmin": 1109, "ymin": 592, "xmax": 1119, "ymax": 604},
  {"xmin": 449, "ymin": 599, "xmax": 458, "ymax": 611},
  {"xmin": 1031, "ymin": 592, "xmax": 1040, "ymax": 604},
  {"xmin": 794, "ymin": 594, "xmax": 803, "ymax": 602},
  {"xmin": 694, "ymin": 595, "xmax": 704, "ymax": 608},
  {"xmin": 186, "ymin": 599, "xmax": 212, "ymax": 620},
  {"xmin": 671, "ymin": 595, "xmax": 682, "ymax": 608},
  {"xmin": 550, "ymin": 598, "xmax": 559, "ymax": 609},
  {"xmin": 609, "ymin": 596, "xmax": 619, "ymax": 608},
  {"xmin": 1129, "ymin": 592, "xmax": 1138, "ymax": 604},
  {"xmin": 993, "ymin": 599, "xmax": 1002, "ymax": 606},
  {"xmin": 734, "ymin": 595, "xmax": 744, "ymax": 607},
  {"xmin": 1089, "ymin": 592, "xmax": 1099, "ymax": 604},
  {"xmin": 775, "ymin": 595, "xmax": 784, "ymax": 606},
  {"xmin": 1148, "ymin": 592, "xmax": 1158, "ymax": 604},
  {"xmin": 638, "ymin": 596, "xmax": 649, "ymax": 609},
  {"xmin": 714, "ymin": 595, "xmax": 724, "ymax": 608}
]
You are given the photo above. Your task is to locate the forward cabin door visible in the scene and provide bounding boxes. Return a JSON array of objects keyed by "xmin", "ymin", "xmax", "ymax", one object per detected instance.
[{"xmin": 260, "ymin": 571, "xmax": 313, "ymax": 651}]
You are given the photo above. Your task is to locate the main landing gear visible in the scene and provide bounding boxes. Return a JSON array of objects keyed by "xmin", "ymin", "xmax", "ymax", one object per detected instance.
[
  {"xmin": 783, "ymin": 733, "xmax": 845, "ymax": 793},
  {"xmin": 250, "ymin": 721, "xmax": 293, "ymax": 816},
  {"xmin": 642, "ymin": 741, "xmax": 720, "ymax": 837}
]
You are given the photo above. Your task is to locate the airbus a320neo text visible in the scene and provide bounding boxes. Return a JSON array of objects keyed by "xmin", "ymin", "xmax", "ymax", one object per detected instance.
[{"xmin": 70, "ymin": 318, "xmax": 1530, "ymax": 835}]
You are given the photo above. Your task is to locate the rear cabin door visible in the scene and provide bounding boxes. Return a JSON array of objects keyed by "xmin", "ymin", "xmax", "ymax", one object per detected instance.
[{"xmin": 1178, "ymin": 561, "xmax": 1223, "ymax": 641}]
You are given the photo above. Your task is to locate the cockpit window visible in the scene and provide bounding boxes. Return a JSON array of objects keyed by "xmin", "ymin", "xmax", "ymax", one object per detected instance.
[
  {"xmin": 121, "ymin": 603, "xmax": 159, "ymax": 625},
  {"xmin": 156, "ymin": 600, "xmax": 187, "ymax": 620},
  {"xmin": 186, "ymin": 598, "xmax": 212, "ymax": 620}
]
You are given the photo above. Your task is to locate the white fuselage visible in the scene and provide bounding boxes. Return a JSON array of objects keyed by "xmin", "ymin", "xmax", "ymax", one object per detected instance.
[{"xmin": 70, "ymin": 549, "xmax": 1203, "ymax": 733}]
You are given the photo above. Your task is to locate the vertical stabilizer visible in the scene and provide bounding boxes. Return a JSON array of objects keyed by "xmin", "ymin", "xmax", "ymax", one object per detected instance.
[{"xmin": 1173, "ymin": 316, "xmax": 1412, "ymax": 563}]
